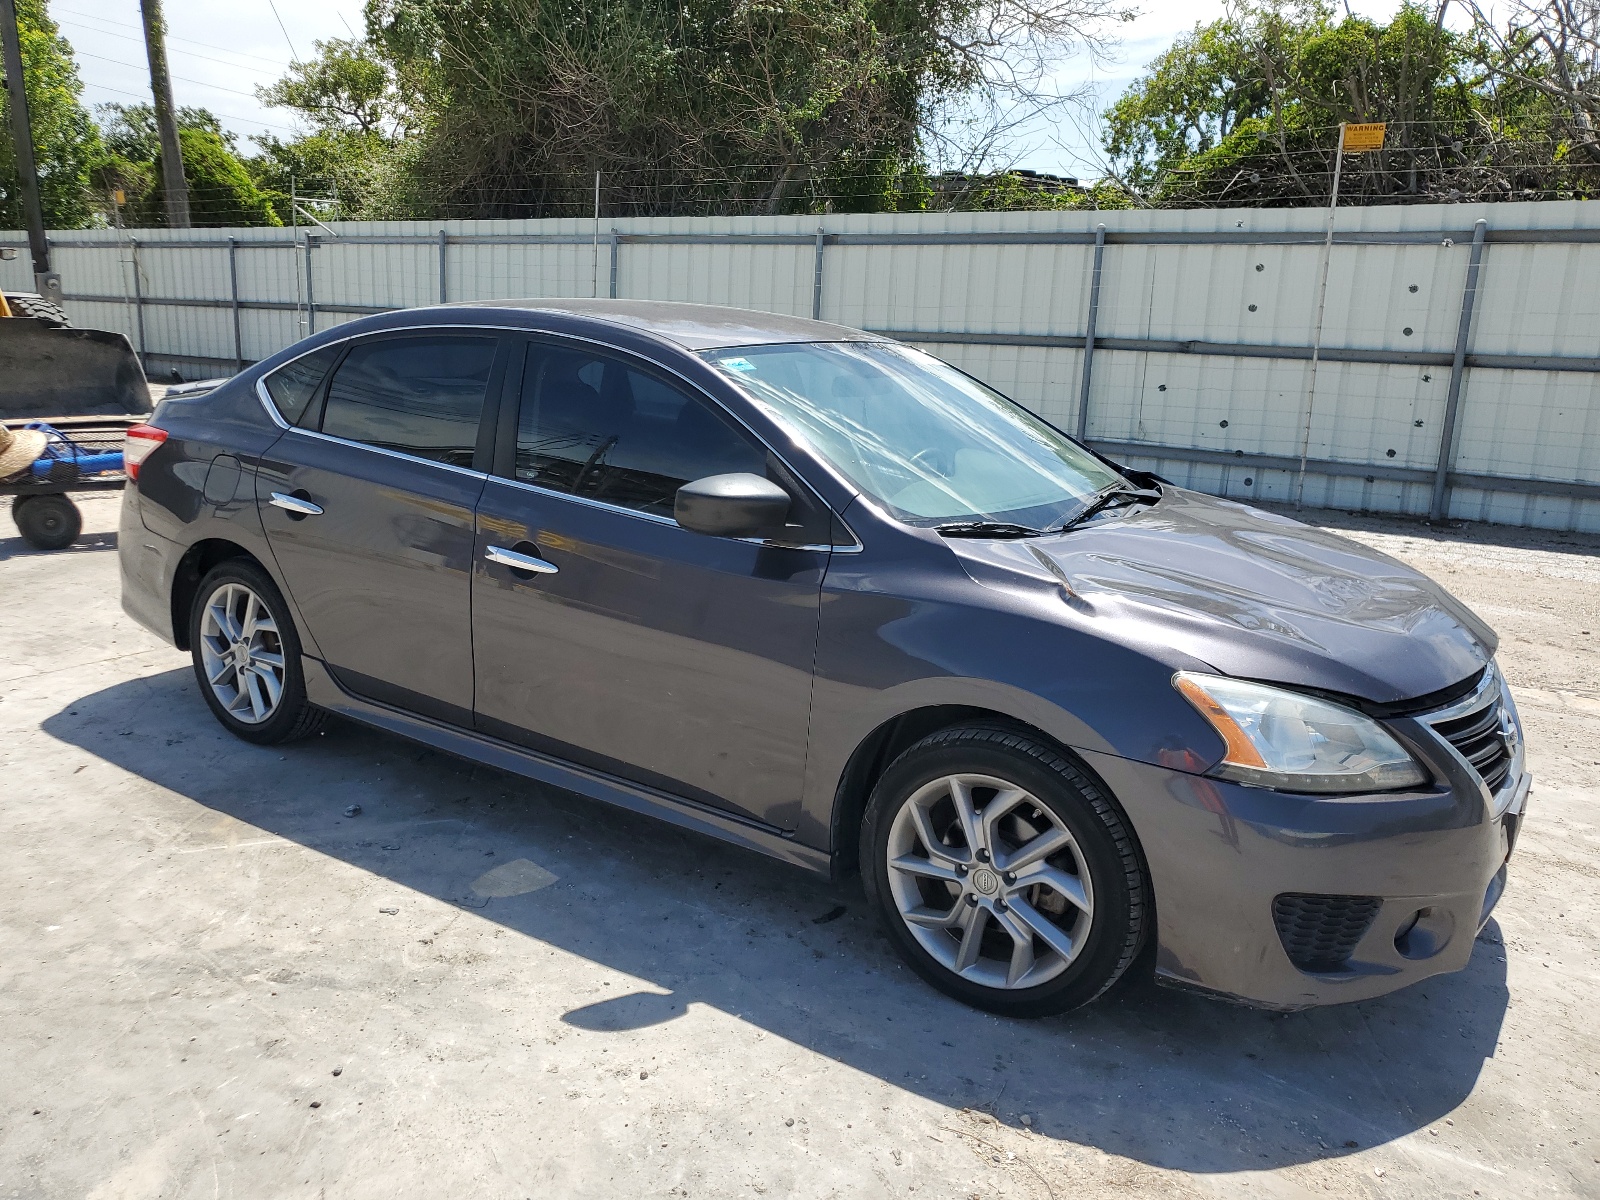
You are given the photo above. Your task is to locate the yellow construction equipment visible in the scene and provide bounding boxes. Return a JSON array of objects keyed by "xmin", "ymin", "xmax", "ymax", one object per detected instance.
[{"xmin": 0, "ymin": 290, "xmax": 151, "ymax": 421}]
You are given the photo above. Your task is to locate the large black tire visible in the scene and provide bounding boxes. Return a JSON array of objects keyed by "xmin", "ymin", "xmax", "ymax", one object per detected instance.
[
  {"xmin": 188, "ymin": 559, "xmax": 326, "ymax": 744},
  {"xmin": 860, "ymin": 724, "xmax": 1149, "ymax": 1018},
  {"xmin": 13, "ymin": 493, "xmax": 81, "ymax": 550},
  {"xmin": 3, "ymin": 292, "xmax": 69, "ymax": 326}
]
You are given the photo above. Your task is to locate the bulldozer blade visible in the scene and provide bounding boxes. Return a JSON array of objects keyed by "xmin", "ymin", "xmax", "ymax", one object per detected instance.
[{"xmin": 0, "ymin": 318, "xmax": 151, "ymax": 421}]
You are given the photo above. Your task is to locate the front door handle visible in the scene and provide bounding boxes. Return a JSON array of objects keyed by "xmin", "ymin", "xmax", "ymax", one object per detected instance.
[
  {"xmin": 269, "ymin": 491, "xmax": 323, "ymax": 516},
  {"xmin": 485, "ymin": 545, "xmax": 559, "ymax": 575}
]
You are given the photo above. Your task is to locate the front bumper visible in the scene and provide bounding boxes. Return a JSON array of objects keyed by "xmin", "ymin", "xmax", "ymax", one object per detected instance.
[{"xmin": 1080, "ymin": 734, "xmax": 1530, "ymax": 1010}]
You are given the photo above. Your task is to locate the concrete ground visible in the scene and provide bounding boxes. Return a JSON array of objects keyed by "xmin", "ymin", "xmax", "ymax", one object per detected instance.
[{"xmin": 1, "ymin": 492, "xmax": 1596, "ymax": 1200}]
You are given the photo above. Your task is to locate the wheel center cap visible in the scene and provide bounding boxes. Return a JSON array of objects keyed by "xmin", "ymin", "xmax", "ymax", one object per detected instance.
[
  {"xmin": 971, "ymin": 866, "xmax": 1000, "ymax": 896},
  {"xmin": 232, "ymin": 644, "xmax": 250, "ymax": 669}
]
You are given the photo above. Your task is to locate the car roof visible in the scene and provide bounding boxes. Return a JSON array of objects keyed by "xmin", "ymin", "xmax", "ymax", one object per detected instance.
[{"xmin": 453, "ymin": 298, "xmax": 882, "ymax": 351}]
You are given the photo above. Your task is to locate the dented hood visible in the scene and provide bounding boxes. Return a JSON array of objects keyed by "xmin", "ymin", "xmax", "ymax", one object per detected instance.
[{"xmin": 953, "ymin": 489, "xmax": 1495, "ymax": 705}]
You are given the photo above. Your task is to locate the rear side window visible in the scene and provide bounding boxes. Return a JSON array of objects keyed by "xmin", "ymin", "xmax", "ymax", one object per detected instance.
[
  {"xmin": 319, "ymin": 336, "xmax": 497, "ymax": 467},
  {"xmin": 262, "ymin": 345, "xmax": 339, "ymax": 425},
  {"xmin": 514, "ymin": 345, "xmax": 766, "ymax": 517}
]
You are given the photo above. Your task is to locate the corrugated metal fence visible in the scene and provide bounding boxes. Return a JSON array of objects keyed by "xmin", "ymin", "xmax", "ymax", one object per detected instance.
[{"xmin": 5, "ymin": 201, "xmax": 1599, "ymax": 532}]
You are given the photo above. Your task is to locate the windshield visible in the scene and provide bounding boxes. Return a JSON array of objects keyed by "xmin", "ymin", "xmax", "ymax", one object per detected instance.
[{"xmin": 702, "ymin": 341, "xmax": 1125, "ymax": 528}]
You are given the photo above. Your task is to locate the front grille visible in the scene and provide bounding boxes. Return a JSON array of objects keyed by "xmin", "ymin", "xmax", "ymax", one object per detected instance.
[
  {"xmin": 1432, "ymin": 691, "xmax": 1512, "ymax": 794},
  {"xmin": 1272, "ymin": 893, "xmax": 1381, "ymax": 972}
]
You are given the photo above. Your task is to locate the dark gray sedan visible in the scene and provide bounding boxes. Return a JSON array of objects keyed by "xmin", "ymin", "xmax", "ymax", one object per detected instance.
[{"xmin": 118, "ymin": 300, "xmax": 1530, "ymax": 1015}]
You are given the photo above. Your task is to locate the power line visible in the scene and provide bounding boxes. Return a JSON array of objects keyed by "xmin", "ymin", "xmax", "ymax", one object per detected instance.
[
  {"xmin": 266, "ymin": 0, "xmax": 301, "ymax": 64},
  {"xmin": 57, "ymin": 19, "xmax": 283, "ymax": 78},
  {"xmin": 80, "ymin": 80, "xmax": 302, "ymax": 135},
  {"xmin": 73, "ymin": 48, "xmax": 283, "ymax": 99},
  {"xmin": 50, "ymin": 4, "xmax": 295, "ymax": 70}
]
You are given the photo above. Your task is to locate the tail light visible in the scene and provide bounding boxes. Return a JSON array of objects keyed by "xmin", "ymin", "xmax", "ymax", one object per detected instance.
[{"xmin": 123, "ymin": 425, "xmax": 168, "ymax": 483}]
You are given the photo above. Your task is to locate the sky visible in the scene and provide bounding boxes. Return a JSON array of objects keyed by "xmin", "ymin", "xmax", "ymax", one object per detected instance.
[
  {"xmin": 54, "ymin": 0, "xmax": 369, "ymax": 144},
  {"xmin": 57, "ymin": 0, "xmax": 1405, "ymax": 180}
]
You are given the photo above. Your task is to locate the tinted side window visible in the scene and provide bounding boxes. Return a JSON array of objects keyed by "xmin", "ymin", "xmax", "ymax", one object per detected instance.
[
  {"xmin": 514, "ymin": 346, "xmax": 766, "ymax": 517},
  {"xmin": 262, "ymin": 345, "xmax": 339, "ymax": 425},
  {"xmin": 320, "ymin": 336, "xmax": 497, "ymax": 467}
]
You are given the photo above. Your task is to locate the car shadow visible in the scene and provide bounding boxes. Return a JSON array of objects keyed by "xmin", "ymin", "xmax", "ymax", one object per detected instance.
[
  {"xmin": 0, "ymin": 527, "xmax": 118, "ymax": 561},
  {"xmin": 42, "ymin": 668, "xmax": 1511, "ymax": 1176}
]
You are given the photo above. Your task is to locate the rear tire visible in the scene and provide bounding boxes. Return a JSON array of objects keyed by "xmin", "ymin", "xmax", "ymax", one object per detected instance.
[
  {"xmin": 860, "ymin": 724, "xmax": 1149, "ymax": 1017},
  {"xmin": 188, "ymin": 560, "xmax": 325, "ymax": 744},
  {"xmin": 14, "ymin": 493, "xmax": 81, "ymax": 550}
]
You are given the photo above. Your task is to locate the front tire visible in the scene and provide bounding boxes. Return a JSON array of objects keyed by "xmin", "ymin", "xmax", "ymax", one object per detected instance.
[
  {"xmin": 188, "ymin": 560, "xmax": 325, "ymax": 744},
  {"xmin": 860, "ymin": 724, "xmax": 1148, "ymax": 1017}
]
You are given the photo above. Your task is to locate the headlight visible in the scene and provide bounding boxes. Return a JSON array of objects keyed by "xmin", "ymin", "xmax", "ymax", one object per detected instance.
[{"xmin": 1173, "ymin": 672, "xmax": 1427, "ymax": 793}]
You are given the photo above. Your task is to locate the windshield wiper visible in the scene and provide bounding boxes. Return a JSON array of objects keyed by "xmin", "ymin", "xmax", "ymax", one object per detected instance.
[
  {"xmin": 1055, "ymin": 485, "xmax": 1162, "ymax": 533},
  {"xmin": 935, "ymin": 520, "xmax": 1047, "ymax": 539}
]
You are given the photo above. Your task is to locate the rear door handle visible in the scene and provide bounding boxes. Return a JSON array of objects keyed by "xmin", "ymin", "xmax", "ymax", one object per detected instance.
[
  {"xmin": 485, "ymin": 545, "xmax": 559, "ymax": 575},
  {"xmin": 269, "ymin": 492, "xmax": 323, "ymax": 516}
]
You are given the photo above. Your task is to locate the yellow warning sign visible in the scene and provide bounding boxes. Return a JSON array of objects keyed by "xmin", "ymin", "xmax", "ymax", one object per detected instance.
[{"xmin": 1341, "ymin": 122, "xmax": 1386, "ymax": 152}]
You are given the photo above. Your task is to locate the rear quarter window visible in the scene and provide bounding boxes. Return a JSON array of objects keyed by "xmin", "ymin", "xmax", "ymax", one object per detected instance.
[{"xmin": 262, "ymin": 345, "xmax": 340, "ymax": 425}]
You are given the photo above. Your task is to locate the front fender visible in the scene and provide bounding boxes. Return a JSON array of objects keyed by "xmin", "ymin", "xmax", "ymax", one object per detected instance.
[{"xmin": 796, "ymin": 552, "xmax": 1229, "ymax": 851}]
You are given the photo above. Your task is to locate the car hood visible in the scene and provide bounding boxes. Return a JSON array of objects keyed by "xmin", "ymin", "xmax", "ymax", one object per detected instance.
[{"xmin": 951, "ymin": 489, "xmax": 1495, "ymax": 705}]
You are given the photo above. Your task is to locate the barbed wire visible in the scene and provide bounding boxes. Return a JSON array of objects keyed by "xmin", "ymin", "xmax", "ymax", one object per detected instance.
[{"xmin": 25, "ymin": 123, "xmax": 1587, "ymax": 233}]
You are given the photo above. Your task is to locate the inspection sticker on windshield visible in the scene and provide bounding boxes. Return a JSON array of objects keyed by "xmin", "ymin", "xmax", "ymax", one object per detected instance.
[{"xmin": 721, "ymin": 357, "xmax": 757, "ymax": 372}]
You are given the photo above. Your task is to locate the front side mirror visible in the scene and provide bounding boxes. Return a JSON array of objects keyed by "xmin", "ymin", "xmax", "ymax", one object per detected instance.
[{"xmin": 674, "ymin": 472, "xmax": 791, "ymax": 539}]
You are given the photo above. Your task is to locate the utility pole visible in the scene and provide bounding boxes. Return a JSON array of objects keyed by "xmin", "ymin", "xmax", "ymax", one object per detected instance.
[
  {"xmin": 139, "ymin": 0, "xmax": 189, "ymax": 228},
  {"xmin": 0, "ymin": 0, "xmax": 61, "ymax": 301}
]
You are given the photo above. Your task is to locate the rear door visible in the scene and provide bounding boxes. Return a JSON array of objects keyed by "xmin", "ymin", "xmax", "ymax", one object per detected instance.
[
  {"xmin": 470, "ymin": 337, "xmax": 837, "ymax": 829},
  {"xmin": 256, "ymin": 331, "xmax": 506, "ymax": 724}
]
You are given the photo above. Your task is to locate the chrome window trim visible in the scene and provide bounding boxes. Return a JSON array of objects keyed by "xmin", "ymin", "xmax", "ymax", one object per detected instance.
[
  {"xmin": 252, "ymin": 322, "xmax": 531, "ymax": 430},
  {"xmin": 484, "ymin": 472, "xmax": 859, "ymax": 553},
  {"xmin": 255, "ymin": 376, "xmax": 292, "ymax": 429},
  {"xmin": 252, "ymin": 319, "xmax": 864, "ymax": 551},
  {"xmin": 1422, "ymin": 662, "xmax": 1525, "ymax": 818},
  {"xmin": 281, "ymin": 424, "xmax": 490, "ymax": 479}
]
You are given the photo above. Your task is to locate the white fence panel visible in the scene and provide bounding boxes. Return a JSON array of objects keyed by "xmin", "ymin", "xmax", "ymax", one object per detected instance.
[{"xmin": 4, "ymin": 200, "xmax": 1598, "ymax": 531}]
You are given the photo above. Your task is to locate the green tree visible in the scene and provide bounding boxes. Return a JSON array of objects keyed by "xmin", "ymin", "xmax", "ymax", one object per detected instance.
[
  {"xmin": 91, "ymin": 104, "xmax": 279, "ymax": 226},
  {"xmin": 248, "ymin": 37, "xmax": 410, "ymax": 218},
  {"xmin": 1103, "ymin": 1, "xmax": 1596, "ymax": 205},
  {"xmin": 247, "ymin": 129, "xmax": 387, "ymax": 222},
  {"xmin": 256, "ymin": 37, "xmax": 409, "ymax": 138},
  {"xmin": 0, "ymin": 0, "xmax": 100, "ymax": 229},
  {"xmin": 98, "ymin": 101, "xmax": 232, "ymax": 161},
  {"xmin": 1102, "ymin": 3, "xmax": 1316, "ymax": 194},
  {"xmin": 244, "ymin": 0, "xmax": 1132, "ymax": 219},
  {"xmin": 164, "ymin": 127, "xmax": 280, "ymax": 226}
]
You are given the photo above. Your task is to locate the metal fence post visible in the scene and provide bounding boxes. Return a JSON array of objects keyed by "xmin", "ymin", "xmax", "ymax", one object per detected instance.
[
  {"xmin": 812, "ymin": 227, "xmax": 826, "ymax": 321},
  {"xmin": 438, "ymin": 228, "xmax": 447, "ymax": 303},
  {"xmin": 1075, "ymin": 223, "xmax": 1107, "ymax": 442},
  {"xmin": 304, "ymin": 235, "xmax": 316, "ymax": 334},
  {"xmin": 228, "ymin": 236, "xmax": 243, "ymax": 372},
  {"xmin": 1430, "ymin": 218, "xmax": 1489, "ymax": 522},
  {"xmin": 608, "ymin": 230, "xmax": 619, "ymax": 299},
  {"xmin": 130, "ymin": 237, "xmax": 147, "ymax": 373}
]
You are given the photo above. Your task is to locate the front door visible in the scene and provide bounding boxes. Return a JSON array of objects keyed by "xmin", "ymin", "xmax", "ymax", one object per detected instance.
[
  {"xmin": 471, "ymin": 338, "xmax": 831, "ymax": 828},
  {"xmin": 257, "ymin": 332, "xmax": 505, "ymax": 724}
]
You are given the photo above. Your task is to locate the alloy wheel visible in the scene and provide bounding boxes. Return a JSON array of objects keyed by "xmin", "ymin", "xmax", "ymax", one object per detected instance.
[
  {"xmin": 885, "ymin": 773, "xmax": 1095, "ymax": 989},
  {"xmin": 197, "ymin": 582, "xmax": 287, "ymax": 724}
]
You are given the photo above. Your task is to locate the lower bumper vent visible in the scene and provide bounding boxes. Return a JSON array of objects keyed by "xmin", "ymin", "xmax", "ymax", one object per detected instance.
[{"xmin": 1272, "ymin": 893, "xmax": 1382, "ymax": 972}]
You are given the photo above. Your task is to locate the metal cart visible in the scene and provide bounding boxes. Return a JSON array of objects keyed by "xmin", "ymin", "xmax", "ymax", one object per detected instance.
[{"xmin": 2, "ymin": 416, "xmax": 136, "ymax": 550}]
